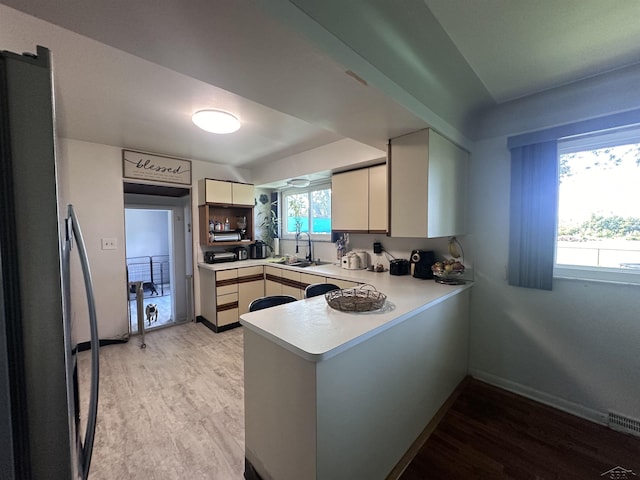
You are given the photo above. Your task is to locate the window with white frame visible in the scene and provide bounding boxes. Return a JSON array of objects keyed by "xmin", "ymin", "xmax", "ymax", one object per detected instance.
[
  {"xmin": 555, "ymin": 126, "xmax": 640, "ymax": 282},
  {"xmin": 281, "ymin": 183, "xmax": 332, "ymax": 239}
]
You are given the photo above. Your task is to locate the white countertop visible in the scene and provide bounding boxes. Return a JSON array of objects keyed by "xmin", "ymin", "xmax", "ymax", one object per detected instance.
[
  {"xmin": 203, "ymin": 259, "xmax": 472, "ymax": 362},
  {"xmin": 198, "ymin": 258, "xmax": 274, "ymax": 272}
]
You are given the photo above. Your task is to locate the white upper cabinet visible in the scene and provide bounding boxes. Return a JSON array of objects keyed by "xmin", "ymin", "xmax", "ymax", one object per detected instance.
[
  {"xmin": 332, "ymin": 164, "xmax": 387, "ymax": 233},
  {"xmin": 199, "ymin": 179, "xmax": 232, "ymax": 204},
  {"xmin": 332, "ymin": 168, "xmax": 369, "ymax": 232},
  {"xmin": 368, "ymin": 164, "xmax": 387, "ymax": 233},
  {"xmin": 389, "ymin": 129, "xmax": 468, "ymax": 238},
  {"xmin": 232, "ymin": 182, "xmax": 255, "ymax": 206}
]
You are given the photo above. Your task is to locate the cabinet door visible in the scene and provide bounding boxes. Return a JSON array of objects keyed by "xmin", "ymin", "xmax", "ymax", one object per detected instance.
[
  {"xmin": 331, "ymin": 169, "xmax": 369, "ymax": 231},
  {"xmin": 238, "ymin": 266, "xmax": 265, "ymax": 315},
  {"xmin": 232, "ymin": 182, "xmax": 255, "ymax": 206},
  {"xmin": 264, "ymin": 266, "xmax": 282, "ymax": 296},
  {"xmin": 203, "ymin": 179, "xmax": 233, "ymax": 204},
  {"xmin": 300, "ymin": 272, "xmax": 326, "ymax": 288},
  {"xmin": 368, "ymin": 164, "xmax": 387, "ymax": 233},
  {"xmin": 389, "ymin": 130, "xmax": 429, "ymax": 238},
  {"xmin": 300, "ymin": 273, "xmax": 326, "ymax": 297},
  {"xmin": 239, "ymin": 280, "xmax": 265, "ymax": 316},
  {"xmin": 216, "ymin": 269, "xmax": 238, "ymax": 296},
  {"xmin": 216, "ymin": 292, "xmax": 239, "ymax": 327},
  {"xmin": 330, "ymin": 278, "xmax": 360, "ymax": 289},
  {"xmin": 426, "ymin": 131, "xmax": 468, "ymax": 238},
  {"xmin": 390, "ymin": 129, "xmax": 468, "ymax": 238},
  {"xmin": 199, "ymin": 268, "xmax": 217, "ymax": 323},
  {"xmin": 281, "ymin": 269, "xmax": 302, "ymax": 300}
]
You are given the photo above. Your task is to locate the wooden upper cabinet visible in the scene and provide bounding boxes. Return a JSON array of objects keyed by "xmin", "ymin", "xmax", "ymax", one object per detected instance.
[
  {"xmin": 198, "ymin": 178, "xmax": 254, "ymax": 206},
  {"xmin": 332, "ymin": 164, "xmax": 387, "ymax": 233},
  {"xmin": 389, "ymin": 129, "xmax": 468, "ymax": 238},
  {"xmin": 368, "ymin": 164, "xmax": 387, "ymax": 233},
  {"xmin": 232, "ymin": 182, "xmax": 255, "ymax": 206}
]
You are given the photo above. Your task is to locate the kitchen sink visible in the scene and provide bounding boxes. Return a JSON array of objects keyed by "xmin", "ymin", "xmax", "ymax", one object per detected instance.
[{"xmin": 286, "ymin": 260, "xmax": 333, "ymax": 268}]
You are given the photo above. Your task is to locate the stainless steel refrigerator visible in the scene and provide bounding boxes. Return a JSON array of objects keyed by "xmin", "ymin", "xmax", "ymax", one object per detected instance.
[{"xmin": 1, "ymin": 46, "xmax": 100, "ymax": 479}]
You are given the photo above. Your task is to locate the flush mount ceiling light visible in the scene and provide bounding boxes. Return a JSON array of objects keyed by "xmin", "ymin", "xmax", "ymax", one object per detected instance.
[
  {"xmin": 192, "ymin": 109, "xmax": 241, "ymax": 134},
  {"xmin": 287, "ymin": 178, "xmax": 310, "ymax": 188}
]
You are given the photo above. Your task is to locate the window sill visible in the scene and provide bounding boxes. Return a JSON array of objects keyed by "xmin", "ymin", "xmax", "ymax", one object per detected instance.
[
  {"xmin": 280, "ymin": 235, "xmax": 333, "ymax": 243},
  {"xmin": 554, "ymin": 265, "xmax": 640, "ymax": 286}
]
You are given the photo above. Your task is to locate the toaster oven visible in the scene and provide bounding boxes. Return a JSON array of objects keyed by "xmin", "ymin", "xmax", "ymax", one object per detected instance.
[{"xmin": 204, "ymin": 251, "xmax": 237, "ymax": 264}]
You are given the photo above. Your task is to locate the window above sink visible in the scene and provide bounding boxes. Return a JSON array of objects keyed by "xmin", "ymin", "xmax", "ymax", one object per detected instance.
[{"xmin": 281, "ymin": 182, "xmax": 332, "ymax": 241}]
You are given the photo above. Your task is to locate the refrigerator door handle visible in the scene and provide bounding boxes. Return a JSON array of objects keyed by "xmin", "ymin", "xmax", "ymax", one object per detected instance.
[{"xmin": 68, "ymin": 205, "xmax": 99, "ymax": 480}]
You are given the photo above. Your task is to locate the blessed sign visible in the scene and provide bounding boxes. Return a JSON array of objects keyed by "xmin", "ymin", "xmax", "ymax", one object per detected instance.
[{"xmin": 122, "ymin": 150, "xmax": 192, "ymax": 185}]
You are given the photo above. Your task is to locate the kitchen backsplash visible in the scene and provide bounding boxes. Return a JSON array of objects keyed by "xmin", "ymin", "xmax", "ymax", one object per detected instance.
[{"xmin": 278, "ymin": 233, "xmax": 472, "ymax": 271}]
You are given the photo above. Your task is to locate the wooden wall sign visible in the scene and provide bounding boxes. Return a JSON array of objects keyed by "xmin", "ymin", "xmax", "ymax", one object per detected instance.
[{"xmin": 122, "ymin": 150, "xmax": 192, "ymax": 186}]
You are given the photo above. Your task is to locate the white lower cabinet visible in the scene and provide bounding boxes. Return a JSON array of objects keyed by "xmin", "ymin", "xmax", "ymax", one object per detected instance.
[
  {"xmin": 200, "ymin": 264, "xmax": 364, "ymax": 331},
  {"xmin": 263, "ymin": 267, "xmax": 361, "ymax": 300},
  {"xmin": 265, "ymin": 266, "xmax": 282, "ymax": 296},
  {"xmin": 215, "ymin": 269, "xmax": 239, "ymax": 329},
  {"xmin": 300, "ymin": 273, "xmax": 327, "ymax": 298},
  {"xmin": 300, "ymin": 273, "xmax": 326, "ymax": 285},
  {"xmin": 200, "ymin": 266, "xmax": 264, "ymax": 331},
  {"xmin": 330, "ymin": 278, "xmax": 360, "ymax": 289},
  {"xmin": 301, "ymin": 274, "xmax": 360, "ymax": 292},
  {"xmin": 281, "ymin": 269, "xmax": 302, "ymax": 300},
  {"xmin": 216, "ymin": 293, "xmax": 239, "ymax": 327},
  {"xmin": 238, "ymin": 266, "xmax": 265, "ymax": 315}
]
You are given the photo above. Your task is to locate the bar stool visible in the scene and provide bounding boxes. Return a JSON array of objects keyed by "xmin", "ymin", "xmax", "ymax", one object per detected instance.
[
  {"xmin": 304, "ymin": 283, "xmax": 340, "ymax": 299},
  {"xmin": 248, "ymin": 295, "xmax": 297, "ymax": 312}
]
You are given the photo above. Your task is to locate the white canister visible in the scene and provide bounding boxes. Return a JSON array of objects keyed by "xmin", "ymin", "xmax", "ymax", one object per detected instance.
[{"xmin": 355, "ymin": 250, "xmax": 369, "ymax": 269}]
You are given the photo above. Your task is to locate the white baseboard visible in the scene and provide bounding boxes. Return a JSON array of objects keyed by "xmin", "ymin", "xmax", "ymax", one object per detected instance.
[{"xmin": 470, "ymin": 369, "xmax": 608, "ymax": 426}]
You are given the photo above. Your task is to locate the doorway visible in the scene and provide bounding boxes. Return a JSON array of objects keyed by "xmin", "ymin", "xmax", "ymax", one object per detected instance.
[{"xmin": 124, "ymin": 184, "xmax": 192, "ymax": 334}]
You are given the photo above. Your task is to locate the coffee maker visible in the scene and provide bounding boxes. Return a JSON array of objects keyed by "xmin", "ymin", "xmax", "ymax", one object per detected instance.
[{"xmin": 410, "ymin": 250, "xmax": 436, "ymax": 279}]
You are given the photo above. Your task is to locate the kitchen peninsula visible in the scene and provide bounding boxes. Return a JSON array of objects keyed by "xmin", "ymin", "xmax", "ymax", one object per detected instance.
[{"xmin": 236, "ymin": 262, "xmax": 471, "ymax": 480}]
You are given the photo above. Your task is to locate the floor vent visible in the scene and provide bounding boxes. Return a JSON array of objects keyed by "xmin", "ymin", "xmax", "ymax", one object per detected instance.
[{"xmin": 608, "ymin": 412, "xmax": 640, "ymax": 437}]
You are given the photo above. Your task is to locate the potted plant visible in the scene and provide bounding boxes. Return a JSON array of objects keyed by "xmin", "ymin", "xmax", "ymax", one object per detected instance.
[{"xmin": 257, "ymin": 194, "xmax": 278, "ymax": 252}]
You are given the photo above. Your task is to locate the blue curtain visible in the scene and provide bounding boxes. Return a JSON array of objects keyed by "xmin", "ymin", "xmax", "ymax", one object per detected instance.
[{"xmin": 508, "ymin": 140, "xmax": 558, "ymax": 290}]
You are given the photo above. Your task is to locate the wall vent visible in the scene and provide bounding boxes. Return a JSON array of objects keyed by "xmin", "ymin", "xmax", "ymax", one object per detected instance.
[{"xmin": 608, "ymin": 412, "xmax": 640, "ymax": 437}]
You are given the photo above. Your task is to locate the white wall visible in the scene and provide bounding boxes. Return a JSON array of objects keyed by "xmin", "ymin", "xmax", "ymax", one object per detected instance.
[
  {"xmin": 58, "ymin": 139, "xmax": 129, "ymax": 343},
  {"xmin": 58, "ymin": 138, "xmax": 251, "ymax": 342},
  {"xmin": 469, "ymin": 74, "xmax": 640, "ymax": 422},
  {"xmin": 250, "ymin": 138, "xmax": 385, "ymax": 186}
]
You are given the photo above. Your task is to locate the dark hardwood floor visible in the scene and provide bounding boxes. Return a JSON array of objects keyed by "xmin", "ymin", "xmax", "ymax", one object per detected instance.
[{"xmin": 399, "ymin": 378, "xmax": 640, "ymax": 480}]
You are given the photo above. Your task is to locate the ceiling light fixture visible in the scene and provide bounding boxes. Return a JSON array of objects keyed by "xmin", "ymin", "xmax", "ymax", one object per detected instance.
[
  {"xmin": 192, "ymin": 109, "xmax": 241, "ymax": 134},
  {"xmin": 287, "ymin": 178, "xmax": 310, "ymax": 188}
]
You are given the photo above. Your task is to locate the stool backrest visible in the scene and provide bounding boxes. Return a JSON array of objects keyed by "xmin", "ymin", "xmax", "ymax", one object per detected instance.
[
  {"xmin": 249, "ymin": 295, "xmax": 297, "ymax": 312},
  {"xmin": 304, "ymin": 283, "xmax": 340, "ymax": 299}
]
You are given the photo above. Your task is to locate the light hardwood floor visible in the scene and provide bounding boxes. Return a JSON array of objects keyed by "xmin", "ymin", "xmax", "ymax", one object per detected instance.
[
  {"xmin": 77, "ymin": 322, "xmax": 245, "ymax": 479},
  {"xmin": 79, "ymin": 324, "xmax": 640, "ymax": 480}
]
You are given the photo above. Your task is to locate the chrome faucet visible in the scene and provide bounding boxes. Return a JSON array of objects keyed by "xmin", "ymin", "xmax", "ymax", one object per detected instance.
[{"xmin": 296, "ymin": 231, "xmax": 313, "ymax": 262}]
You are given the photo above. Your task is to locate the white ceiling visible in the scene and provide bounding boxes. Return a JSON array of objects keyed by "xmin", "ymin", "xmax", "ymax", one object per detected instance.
[
  {"xmin": 2, "ymin": 0, "xmax": 640, "ymax": 178},
  {"xmin": 424, "ymin": 0, "xmax": 640, "ymax": 102}
]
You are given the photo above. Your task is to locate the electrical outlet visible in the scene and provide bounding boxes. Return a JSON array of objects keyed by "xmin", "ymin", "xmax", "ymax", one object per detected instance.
[{"xmin": 101, "ymin": 237, "xmax": 117, "ymax": 250}]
